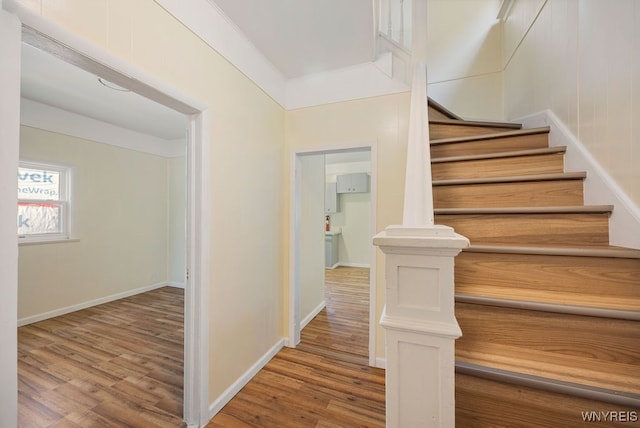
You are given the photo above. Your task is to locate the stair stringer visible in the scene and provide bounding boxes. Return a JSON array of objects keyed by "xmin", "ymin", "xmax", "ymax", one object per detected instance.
[{"xmin": 515, "ymin": 109, "xmax": 640, "ymax": 250}]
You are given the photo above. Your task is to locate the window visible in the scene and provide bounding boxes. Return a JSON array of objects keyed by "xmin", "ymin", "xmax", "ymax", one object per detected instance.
[{"xmin": 18, "ymin": 160, "xmax": 73, "ymax": 243}]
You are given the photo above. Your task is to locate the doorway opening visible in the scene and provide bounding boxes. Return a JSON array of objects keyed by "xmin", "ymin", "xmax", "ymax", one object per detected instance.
[
  {"xmin": 289, "ymin": 145, "xmax": 377, "ymax": 367},
  {"xmin": 8, "ymin": 22, "xmax": 210, "ymax": 427}
]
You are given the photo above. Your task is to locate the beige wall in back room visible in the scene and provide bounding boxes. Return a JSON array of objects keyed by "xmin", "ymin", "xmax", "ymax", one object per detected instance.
[
  {"xmin": 13, "ymin": 0, "xmax": 286, "ymax": 404},
  {"xmin": 326, "ymin": 160, "xmax": 372, "ymax": 267},
  {"xmin": 18, "ymin": 126, "xmax": 169, "ymax": 319},
  {"xmin": 333, "ymin": 192, "xmax": 371, "ymax": 266}
]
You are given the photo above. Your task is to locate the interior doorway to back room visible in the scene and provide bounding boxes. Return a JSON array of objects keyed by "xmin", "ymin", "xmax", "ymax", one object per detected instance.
[{"xmin": 292, "ymin": 146, "xmax": 376, "ymax": 365}]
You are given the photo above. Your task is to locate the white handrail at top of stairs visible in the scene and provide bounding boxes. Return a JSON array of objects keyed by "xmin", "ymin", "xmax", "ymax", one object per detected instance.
[{"xmin": 402, "ymin": 61, "xmax": 434, "ymax": 227}]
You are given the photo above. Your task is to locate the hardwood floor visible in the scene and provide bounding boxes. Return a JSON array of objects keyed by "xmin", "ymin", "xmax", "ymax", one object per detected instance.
[
  {"xmin": 18, "ymin": 268, "xmax": 383, "ymax": 427},
  {"xmin": 298, "ymin": 266, "xmax": 371, "ymax": 363},
  {"xmin": 207, "ymin": 266, "xmax": 386, "ymax": 428},
  {"xmin": 18, "ymin": 286, "xmax": 185, "ymax": 428}
]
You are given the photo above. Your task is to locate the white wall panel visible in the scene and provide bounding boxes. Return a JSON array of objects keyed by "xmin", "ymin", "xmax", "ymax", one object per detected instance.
[
  {"xmin": 504, "ymin": 0, "xmax": 640, "ymax": 210},
  {"xmin": 503, "ymin": 0, "xmax": 547, "ymax": 66}
]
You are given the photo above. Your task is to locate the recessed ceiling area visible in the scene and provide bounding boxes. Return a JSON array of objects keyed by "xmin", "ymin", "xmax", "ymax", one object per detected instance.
[
  {"xmin": 20, "ymin": 43, "xmax": 188, "ymax": 141},
  {"xmin": 211, "ymin": 0, "xmax": 375, "ymax": 79}
]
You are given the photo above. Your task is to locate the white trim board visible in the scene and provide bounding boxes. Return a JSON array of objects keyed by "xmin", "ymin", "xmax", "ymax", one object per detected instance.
[
  {"xmin": 337, "ymin": 262, "xmax": 371, "ymax": 269},
  {"xmin": 18, "ymin": 282, "xmax": 172, "ymax": 327},
  {"xmin": 21, "ymin": 98, "xmax": 186, "ymax": 158},
  {"xmin": 0, "ymin": 9, "xmax": 22, "ymax": 427},
  {"xmin": 208, "ymin": 339, "xmax": 285, "ymax": 419},
  {"xmin": 516, "ymin": 109, "xmax": 640, "ymax": 249},
  {"xmin": 167, "ymin": 282, "xmax": 186, "ymax": 289}
]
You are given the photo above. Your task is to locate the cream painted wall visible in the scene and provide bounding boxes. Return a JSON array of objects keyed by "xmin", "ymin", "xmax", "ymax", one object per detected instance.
[
  {"xmin": 299, "ymin": 154, "xmax": 326, "ymax": 323},
  {"xmin": 12, "ymin": 0, "xmax": 286, "ymax": 407},
  {"xmin": 285, "ymin": 92, "xmax": 410, "ymax": 360},
  {"xmin": 426, "ymin": 0, "xmax": 504, "ymax": 120},
  {"xmin": 503, "ymin": 0, "xmax": 640, "ymax": 210},
  {"xmin": 18, "ymin": 126, "xmax": 169, "ymax": 318},
  {"xmin": 168, "ymin": 155, "xmax": 186, "ymax": 285}
]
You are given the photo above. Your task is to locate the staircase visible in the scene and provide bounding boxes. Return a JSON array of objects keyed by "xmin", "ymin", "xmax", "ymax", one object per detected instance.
[{"xmin": 427, "ymin": 100, "xmax": 640, "ymax": 426}]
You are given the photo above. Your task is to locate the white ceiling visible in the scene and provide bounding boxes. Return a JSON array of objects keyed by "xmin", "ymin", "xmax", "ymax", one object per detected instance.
[
  {"xmin": 20, "ymin": 1, "xmax": 376, "ymax": 142},
  {"xmin": 21, "ymin": 43, "xmax": 188, "ymax": 141},
  {"xmin": 211, "ymin": 0, "xmax": 375, "ymax": 79}
]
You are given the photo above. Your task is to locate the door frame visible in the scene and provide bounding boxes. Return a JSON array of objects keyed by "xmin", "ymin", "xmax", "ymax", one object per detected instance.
[
  {"xmin": 1, "ymin": 3, "xmax": 211, "ymax": 426},
  {"xmin": 289, "ymin": 142, "xmax": 378, "ymax": 367}
]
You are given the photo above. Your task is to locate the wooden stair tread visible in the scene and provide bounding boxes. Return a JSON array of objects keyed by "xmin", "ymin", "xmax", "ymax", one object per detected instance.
[
  {"xmin": 465, "ymin": 244, "xmax": 640, "ymax": 259},
  {"xmin": 455, "ymin": 294, "xmax": 640, "ymax": 320},
  {"xmin": 456, "ymin": 286, "xmax": 640, "ymax": 313},
  {"xmin": 456, "ymin": 361, "xmax": 640, "ymax": 408},
  {"xmin": 436, "ymin": 205, "xmax": 613, "ymax": 215},
  {"xmin": 431, "ymin": 126, "xmax": 548, "ymax": 144},
  {"xmin": 455, "ymin": 303, "xmax": 640, "ymax": 394},
  {"xmin": 456, "ymin": 251, "xmax": 640, "ymax": 311},
  {"xmin": 429, "ymin": 118, "xmax": 522, "ymax": 130},
  {"xmin": 431, "ymin": 146, "xmax": 565, "ymax": 163},
  {"xmin": 456, "ymin": 345, "xmax": 640, "ymax": 396},
  {"xmin": 430, "ymin": 103, "xmax": 640, "ymax": 419},
  {"xmin": 433, "ymin": 171, "xmax": 586, "ymax": 186}
]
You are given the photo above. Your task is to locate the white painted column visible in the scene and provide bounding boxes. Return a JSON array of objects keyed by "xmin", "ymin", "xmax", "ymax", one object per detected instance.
[
  {"xmin": 374, "ymin": 226, "xmax": 468, "ymax": 427},
  {"xmin": 0, "ymin": 6, "xmax": 21, "ymax": 428}
]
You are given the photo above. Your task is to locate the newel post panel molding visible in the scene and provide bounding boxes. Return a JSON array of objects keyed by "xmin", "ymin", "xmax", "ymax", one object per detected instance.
[{"xmin": 374, "ymin": 224, "xmax": 469, "ymax": 427}]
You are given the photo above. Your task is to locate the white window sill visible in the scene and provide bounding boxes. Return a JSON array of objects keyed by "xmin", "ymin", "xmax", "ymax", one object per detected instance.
[{"xmin": 19, "ymin": 238, "xmax": 80, "ymax": 246}]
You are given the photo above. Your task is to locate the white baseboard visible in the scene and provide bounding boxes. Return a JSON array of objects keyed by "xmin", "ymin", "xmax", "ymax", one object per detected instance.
[
  {"xmin": 337, "ymin": 262, "xmax": 371, "ymax": 268},
  {"xmin": 208, "ymin": 339, "xmax": 285, "ymax": 420},
  {"xmin": 167, "ymin": 282, "xmax": 185, "ymax": 289},
  {"xmin": 375, "ymin": 357, "xmax": 387, "ymax": 369},
  {"xmin": 18, "ymin": 282, "xmax": 171, "ymax": 326},
  {"xmin": 516, "ymin": 109, "xmax": 640, "ymax": 249},
  {"xmin": 301, "ymin": 300, "xmax": 326, "ymax": 330}
]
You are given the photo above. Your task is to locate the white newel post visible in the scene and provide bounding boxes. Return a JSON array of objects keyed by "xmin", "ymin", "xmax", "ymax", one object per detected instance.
[
  {"xmin": 374, "ymin": 226, "xmax": 468, "ymax": 427},
  {"xmin": 374, "ymin": 59, "xmax": 469, "ymax": 426}
]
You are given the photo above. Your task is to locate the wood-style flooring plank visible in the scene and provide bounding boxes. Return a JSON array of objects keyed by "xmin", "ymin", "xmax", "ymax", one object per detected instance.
[
  {"xmin": 298, "ymin": 267, "xmax": 370, "ymax": 362},
  {"xmin": 18, "ymin": 286, "xmax": 186, "ymax": 427},
  {"xmin": 208, "ymin": 267, "xmax": 385, "ymax": 427}
]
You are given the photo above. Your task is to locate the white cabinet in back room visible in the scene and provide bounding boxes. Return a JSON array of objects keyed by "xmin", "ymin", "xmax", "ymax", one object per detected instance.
[
  {"xmin": 336, "ymin": 173, "xmax": 369, "ymax": 193},
  {"xmin": 325, "ymin": 182, "xmax": 339, "ymax": 213},
  {"xmin": 325, "ymin": 232, "xmax": 340, "ymax": 268}
]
